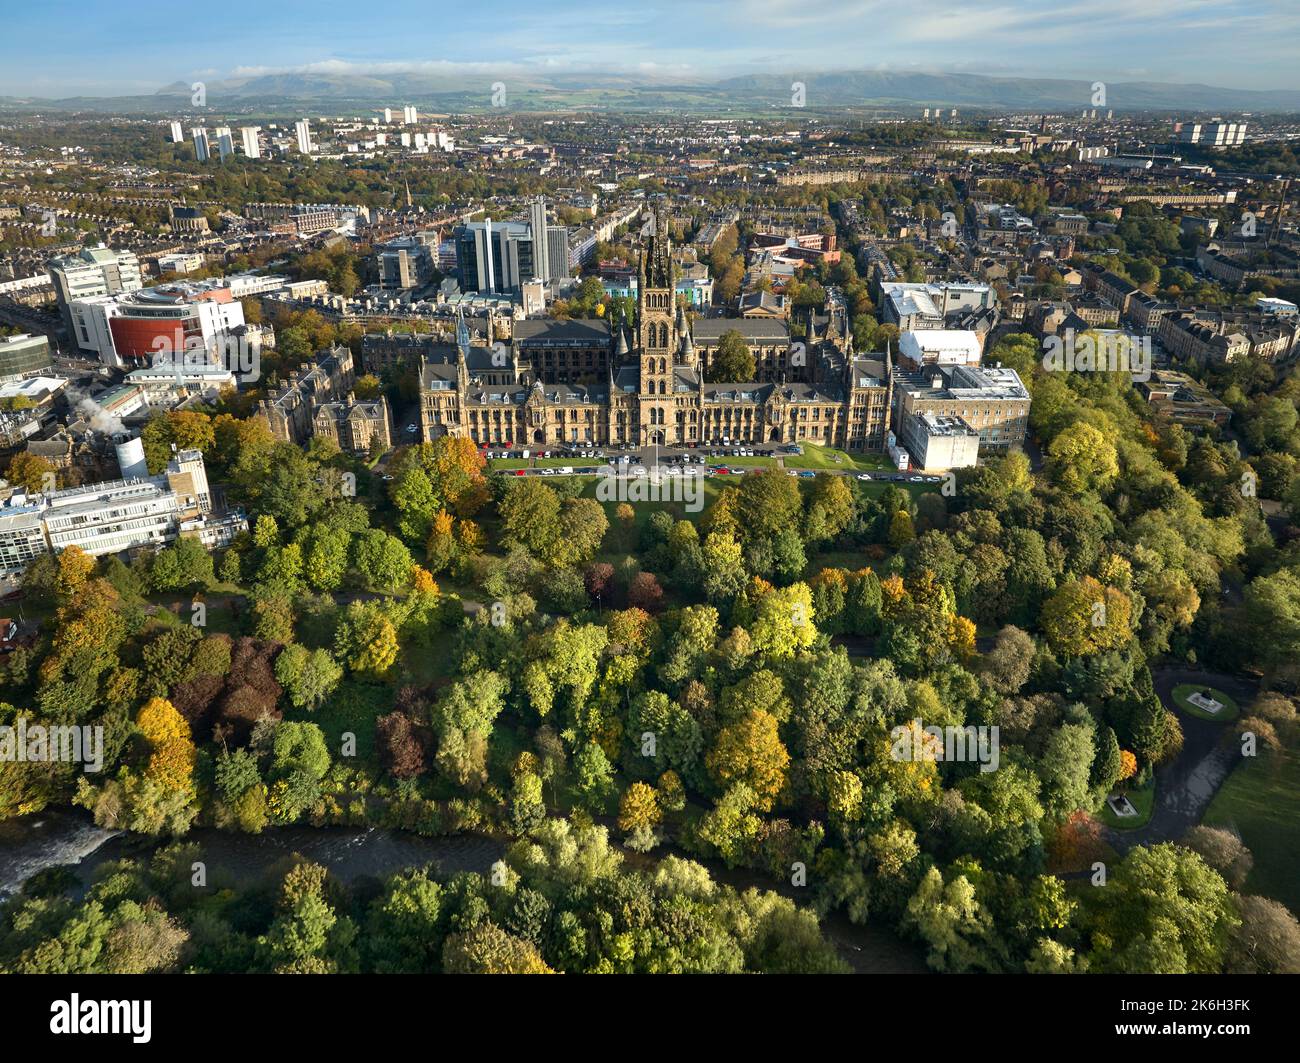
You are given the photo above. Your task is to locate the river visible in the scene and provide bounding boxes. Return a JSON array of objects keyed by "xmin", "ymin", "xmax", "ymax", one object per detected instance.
[{"xmin": 0, "ymin": 808, "xmax": 926, "ymax": 974}]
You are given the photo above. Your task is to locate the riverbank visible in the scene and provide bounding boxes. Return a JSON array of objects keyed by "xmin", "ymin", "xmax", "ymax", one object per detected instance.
[{"xmin": 0, "ymin": 808, "xmax": 927, "ymax": 974}]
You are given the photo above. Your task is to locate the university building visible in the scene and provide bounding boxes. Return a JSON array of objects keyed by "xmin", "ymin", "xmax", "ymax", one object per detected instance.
[{"xmin": 416, "ymin": 207, "xmax": 892, "ymax": 451}]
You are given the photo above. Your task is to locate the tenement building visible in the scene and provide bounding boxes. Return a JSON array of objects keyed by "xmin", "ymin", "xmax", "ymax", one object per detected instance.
[{"xmin": 416, "ymin": 207, "xmax": 891, "ymax": 450}]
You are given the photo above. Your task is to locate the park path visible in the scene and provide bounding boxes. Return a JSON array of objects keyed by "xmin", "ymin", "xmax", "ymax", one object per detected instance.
[{"xmin": 1103, "ymin": 667, "xmax": 1257, "ymax": 853}]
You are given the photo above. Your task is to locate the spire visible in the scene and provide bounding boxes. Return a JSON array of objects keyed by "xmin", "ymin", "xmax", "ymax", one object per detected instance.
[{"xmin": 456, "ymin": 308, "xmax": 471, "ymax": 362}]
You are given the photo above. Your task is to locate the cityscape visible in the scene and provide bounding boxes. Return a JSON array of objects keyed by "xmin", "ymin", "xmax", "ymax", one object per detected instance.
[{"xmin": 0, "ymin": 0, "xmax": 1297, "ymax": 1034}]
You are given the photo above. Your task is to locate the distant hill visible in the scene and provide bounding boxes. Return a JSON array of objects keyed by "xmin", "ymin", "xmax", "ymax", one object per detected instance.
[{"xmin": 2, "ymin": 68, "xmax": 1298, "ymax": 115}]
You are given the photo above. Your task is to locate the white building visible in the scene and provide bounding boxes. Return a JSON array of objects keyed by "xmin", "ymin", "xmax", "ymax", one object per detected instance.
[
  {"xmin": 898, "ymin": 412, "xmax": 980, "ymax": 472},
  {"xmin": 47, "ymin": 245, "xmax": 143, "ymax": 330},
  {"xmin": 295, "ymin": 120, "xmax": 315, "ymax": 155},
  {"xmin": 898, "ymin": 329, "xmax": 983, "ymax": 369},
  {"xmin": 169, "ymin": 121, "xmax": 184, "ymax": 143},
  {"xmin": 0, "ymin": 450, "xmax": 242, "ymax": 576},
  {"xmin": 1179, "ymin": 121, "xmax": 1247, "ymax": 147},
  {"xmin": 158, "ymin": 252, "xmax": 206, "ymax": 275},
  {"xmin": 881, "ymin": 282, "xmax": 995, "ymax": 330},
  {"xmin": 67, "ymin": 284, "xmax": 247, "ymax": 368},
  {"xmin": 215, "ymin": 127, "xmax": 234, "ymax": 161},
  {"xmin": 240, "ymin": 126, "xmax": 262, "ymax": 158},
  {"xmin": 192, "ymin": 127, "xmax": 210, "ymax": 162}
]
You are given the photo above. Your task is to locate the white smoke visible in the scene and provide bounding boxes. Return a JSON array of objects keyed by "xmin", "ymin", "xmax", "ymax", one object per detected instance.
[{"xmin": 63, "ymin": 385, "xmax": 127, "ymax": 436}]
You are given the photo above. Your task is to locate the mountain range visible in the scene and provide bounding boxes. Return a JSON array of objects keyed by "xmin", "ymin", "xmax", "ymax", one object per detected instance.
[{"xmin": 3, "ymin": 69, "xmax": 1299, "ymax": 114}]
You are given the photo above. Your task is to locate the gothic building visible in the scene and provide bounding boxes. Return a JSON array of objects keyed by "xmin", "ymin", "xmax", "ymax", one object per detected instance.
[{"xmin": 416, "ymin": 206, "xmax": 891, "ymax": 451}]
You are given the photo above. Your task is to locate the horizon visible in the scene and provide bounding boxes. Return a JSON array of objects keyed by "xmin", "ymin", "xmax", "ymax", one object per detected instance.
[{"xmin": 2, "ymin": 0, "xmax": 1299, "ymax": 99}]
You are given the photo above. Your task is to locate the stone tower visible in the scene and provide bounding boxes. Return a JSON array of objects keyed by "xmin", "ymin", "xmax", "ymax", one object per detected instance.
[{"xmin": 637, "ymin": 204, "xmax": 676, "ymax": 401}]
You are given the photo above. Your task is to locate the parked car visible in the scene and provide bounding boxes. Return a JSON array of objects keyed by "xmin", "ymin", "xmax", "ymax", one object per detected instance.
[{"xmin": 856, "ymin": 473, "xmax": 873, "ymax": 481}]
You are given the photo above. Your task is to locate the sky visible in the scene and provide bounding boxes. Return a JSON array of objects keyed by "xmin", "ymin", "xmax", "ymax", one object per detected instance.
[{"xmin": 1, "ymin": 0, "xmax": 1297, "ymax": 97}]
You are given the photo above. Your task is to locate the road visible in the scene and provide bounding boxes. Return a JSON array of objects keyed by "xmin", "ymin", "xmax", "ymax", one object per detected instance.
[{"xmin": 1104, "ymin": 667, "xmax": 1258, "ymax": 854}]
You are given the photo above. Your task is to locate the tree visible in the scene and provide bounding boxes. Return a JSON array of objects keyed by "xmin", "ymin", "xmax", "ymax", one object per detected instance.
[
  {"xmin": 499, "ymin": 478, "xmax": 562, "ymax": 557},
  {"xmin": 736, "ymin": 471, "xmax": 803, "ymax": 548},
  {"xmin": 1243, "ymin": 568, "xmax": 1300, "ymax": 679},
  {"xmin": 274, "ymin": 644, "xmax": 343, "ymax": 711},
  {"xmin": 375, "ymin": 711, "xmax": 429, "ymax": 779},
  {"xmin": 1046, "ymin": 421, "xmax": 1118, "ymax": 494},
  {"xmin": 981, "ymin": 625, "xmax": 1035, "ymax": 694},
  {"xmin": 352, "ymin": 530, "xmax": 413, "ymax": 592},
  {"xmin": 618, "ymin": 781, "xmax": 662, "ymax": 851},
  {"xmin": 706, "ymin": 709, "xmax": 789, "ymax": 811},
  {"xmin": 6, "ymin": 451, "xmax": 55, "ymax": 493},
  {"xmin": 149, "ymin": 537, "xmax": 215, "ymax": 593},
  {"xmin": 54, "ymin": 545, "xmax": 95, "ymax": 599},
  {"xmin": 335, "ymin": 602, "xmax": 400, "ymax": 679},
  {"xmin": 136, "ymin": 697, "xmax": 196, "ymax": 793},
  {"xmin": 905, "ymin": 866, "xmax": 996, "ymax": 973},
  {"xmin": 1226, "ymin": 896, "xmax": 1300, "ymax": 974},
  {"xmin": 441, "ymin": 922, "xmax": 552, "ymax": 974},
  {"xmin": 627, "ymin": 571, "xmax": 664, "ymax": 613},
  {"xmin": 1181, "ymin": 827, "xmax": 1253, "ymax": 889},
  {"xmin": 1083, "ymin": 843, "xmax": 1238, "ymax": 973},
  {"xmin": 1041, "ymin": 577, "xmax": 1133, "ymax": 657},
  {"xmin": 708, "ymin": 329, "xmax": 756, "ymax": 382},
  {"xmin": 803, "ymin": 474, "xmax": 855, "ymax": 544}
]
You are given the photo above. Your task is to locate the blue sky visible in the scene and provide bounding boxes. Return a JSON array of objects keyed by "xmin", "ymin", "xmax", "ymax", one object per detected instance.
[{"xmin": 2, "ymin": 0, "xmax": 1297, "ymax": 96}]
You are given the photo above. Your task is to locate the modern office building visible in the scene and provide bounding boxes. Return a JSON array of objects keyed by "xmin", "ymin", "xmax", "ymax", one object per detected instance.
[
  {"xmin": 47, "ymin": 245, "xmax": 143, "ymax": 334},
  {"xmin": 880, "ymin": 281, "xmax": 996, "ymax": 330},
  {"xmin": 455, "ymin": 219, "xmax": 534, "ymax": 294},
  {"xmin": 455, "ymin": 200, "xmax": 567, "ymax": 294},
  {"xmin": 0, "ymin": 333, "xmax": 54, "ymax": 384},
  {"xmin": 67, "ymin": 282, "xmax": 247, "ymax": 368},
  {"xmin": 897, "ymin": 412, "xmax": 980, "ymax": 472},
  {"xmin": 377, "ymin": 235, "xmax": 437, "ymax": 290},
  {"xmin": 529, "ymin": 197, "xmax": 552, "ymax": 284}
]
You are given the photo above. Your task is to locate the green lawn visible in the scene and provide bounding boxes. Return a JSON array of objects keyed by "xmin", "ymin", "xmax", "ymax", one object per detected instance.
[
  {"xmin": 784, "ymin": 444, "xmax": 893, "ymax": 472},
  {"xmin": 1203, "ymin": 747, "xmax": 1300, "ymax": 914},
  {"xmin": 1095, "ymin": 775, "xmax": 1155, "ymax": 830},
  {"xmin": 1171, "ymin": 683, "xmax": 1240, "ymax": 722}
]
